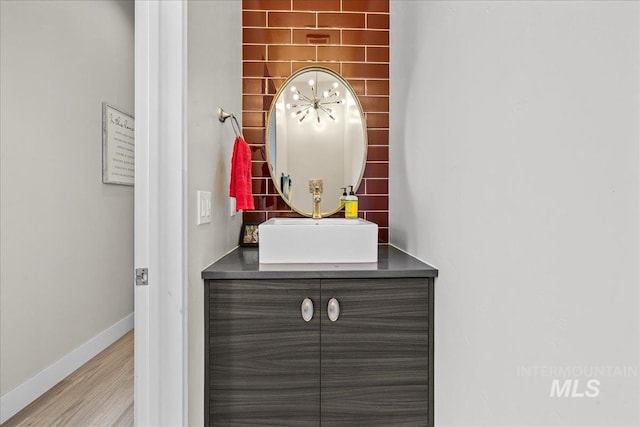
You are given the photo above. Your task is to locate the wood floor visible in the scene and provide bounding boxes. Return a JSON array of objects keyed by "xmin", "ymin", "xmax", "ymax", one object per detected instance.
[{"xmin": 3, "ymin": 330, "xmax": 134, "ymax": 427}]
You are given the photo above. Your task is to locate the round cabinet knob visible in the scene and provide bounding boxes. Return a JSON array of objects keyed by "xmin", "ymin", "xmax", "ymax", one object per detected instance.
[
  {"xmin": 327, "ymin": 298, "xmax": 340, "ymax": 322},
  {"xmin": 301, "ymin": 298, "xmax": 314, "ymax": 322}
]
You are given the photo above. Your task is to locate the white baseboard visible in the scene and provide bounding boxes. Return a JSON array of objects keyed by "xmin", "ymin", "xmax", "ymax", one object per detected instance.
[{"xmin": 0, "ymin": 313, "xmax": 134, "ymax": 424}]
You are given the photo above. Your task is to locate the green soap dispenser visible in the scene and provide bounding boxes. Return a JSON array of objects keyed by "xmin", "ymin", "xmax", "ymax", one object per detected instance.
[
  {"xmin": 340, "ymin": 187, "xmax": 347, "ymax": 208},
  {"xmin": 344, "ymin": 185, "xmax": 358, "ymax": 219}
]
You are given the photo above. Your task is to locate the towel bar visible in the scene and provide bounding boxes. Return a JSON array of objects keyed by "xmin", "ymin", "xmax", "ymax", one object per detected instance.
[{"xmin": 217, "ymin": 107, "xmax": 242, "ymax": 138}]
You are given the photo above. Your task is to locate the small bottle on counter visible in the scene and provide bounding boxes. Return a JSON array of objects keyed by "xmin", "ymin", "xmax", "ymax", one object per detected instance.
[
  {"xmin": 344, "ymin": 185, "xmax": 358, "ymax": 219},
  {"xmin": 340, "ymin": 187, "xmax": 347, "ymax": 208}
]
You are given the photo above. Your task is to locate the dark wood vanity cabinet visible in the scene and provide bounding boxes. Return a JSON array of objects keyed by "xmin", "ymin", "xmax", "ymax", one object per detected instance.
[
  {"xmin": 320, "ymin": 279, "xmax": 431, "ymax": 426},
  {"xmin": 207, "ymin": 279, "xmax": 321, "ymax": 426},
  {"xmin": 203, "ymin": 247, "xmax": 437, "ymax": 427}
]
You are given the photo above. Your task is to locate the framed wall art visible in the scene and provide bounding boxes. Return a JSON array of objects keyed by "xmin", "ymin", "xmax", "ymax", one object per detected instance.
[{"xmin": 102, "ymin": 102, "xmax": 135, "ymax": 185}]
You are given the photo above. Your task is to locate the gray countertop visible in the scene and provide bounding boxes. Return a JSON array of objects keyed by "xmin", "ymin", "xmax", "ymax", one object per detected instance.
[{"xmin": 202, "ymin": 245, "xmax": 438, "ymax": 280}]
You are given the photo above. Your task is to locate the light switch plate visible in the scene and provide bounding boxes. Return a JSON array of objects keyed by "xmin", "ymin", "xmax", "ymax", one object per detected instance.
[{"xmin": 197, "ymin": 191, "xmax": 211, "ymax": 225}]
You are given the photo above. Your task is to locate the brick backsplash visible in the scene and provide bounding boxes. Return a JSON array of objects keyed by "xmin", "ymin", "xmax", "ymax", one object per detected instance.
[{"xmin": 242, "ymin": 0, "xmax": 389, "ymax": 243}]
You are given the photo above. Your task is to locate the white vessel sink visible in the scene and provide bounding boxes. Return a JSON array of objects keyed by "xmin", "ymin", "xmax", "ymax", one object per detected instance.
[{"xmin": 258, "ymin": 218, "xmax": 378, "ymax": 264}]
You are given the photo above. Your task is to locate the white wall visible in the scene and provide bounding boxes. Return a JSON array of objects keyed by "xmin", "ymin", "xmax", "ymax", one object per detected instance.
[
  {"xmin": 187, "ymin": 1, "xmax": 242, "ymax": 425},
  {"xmin": 390, "ymin": 1, "xmax": 639, "ymax": 426},
  {"xmin": 0, "ymin": 0, "xmax": 134, "ymax": 411}
]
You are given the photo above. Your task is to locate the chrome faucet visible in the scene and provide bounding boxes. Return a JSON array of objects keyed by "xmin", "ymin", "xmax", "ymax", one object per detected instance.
[{"xmin": 309, "ymin": 179, "xmax": 323, "ymax": 219}]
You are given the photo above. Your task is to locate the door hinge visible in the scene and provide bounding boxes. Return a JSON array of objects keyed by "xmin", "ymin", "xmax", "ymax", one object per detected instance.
[{"xmin": 135, "ymin": 268, "xmax": 148, "ymax": 286}]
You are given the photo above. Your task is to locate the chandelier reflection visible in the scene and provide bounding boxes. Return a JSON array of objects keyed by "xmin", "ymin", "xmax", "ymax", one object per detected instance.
[{"xmin": 286, "ymin": 78, "xmax": 343, "ymax": 124}]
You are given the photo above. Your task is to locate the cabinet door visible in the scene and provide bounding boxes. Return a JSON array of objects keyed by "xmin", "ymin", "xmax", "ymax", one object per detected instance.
[
  {"xmin": 321, "ymin": 278, "xmax": 431, "ymax": 426},
  {"xmin": 207, "ymin": 279, "xmax": 320, "ymax": 426}
]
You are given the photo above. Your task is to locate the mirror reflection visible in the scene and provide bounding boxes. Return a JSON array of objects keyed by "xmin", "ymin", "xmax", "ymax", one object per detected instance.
[{"xmin": 266, "ymin": 67, "xmax": 368, "ymax": 217}]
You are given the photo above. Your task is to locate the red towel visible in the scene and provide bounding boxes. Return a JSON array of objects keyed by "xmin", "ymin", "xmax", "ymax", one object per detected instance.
[{"xmin": 229, "ymin": 136, "xmax": 255, "ymax": 211}]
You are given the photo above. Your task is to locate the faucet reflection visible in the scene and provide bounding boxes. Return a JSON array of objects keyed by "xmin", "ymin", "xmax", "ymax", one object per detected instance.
[{"xmin": 309, "ymin": 179, "xmax": 323, "ymax": 219}]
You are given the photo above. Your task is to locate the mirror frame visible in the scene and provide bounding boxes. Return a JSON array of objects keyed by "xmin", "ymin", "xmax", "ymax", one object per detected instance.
[{"xmin": 265, "ymin": 66, "xmax": 368, "ymax": 218}]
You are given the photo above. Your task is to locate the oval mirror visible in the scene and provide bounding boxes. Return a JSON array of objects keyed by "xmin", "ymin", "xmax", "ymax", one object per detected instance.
[{"xmin": 266, "ymin": 67, "xmax": 367, "ymax": 217}]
